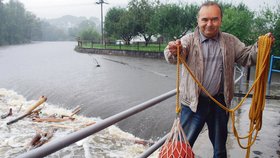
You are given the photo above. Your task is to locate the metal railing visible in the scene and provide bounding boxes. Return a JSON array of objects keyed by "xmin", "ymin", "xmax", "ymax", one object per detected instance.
[
  {"xmin": 16, "ymin": 90, "xmax": 177, "ymax": 158},
  {"xmin": 17, "ymin": 66, "xmax": 245, "ymax": 158},
  {"xmin": 77, "ymin": 40, "xmax": 165, "ymax": 52},
  {"xmin": 268, "ymin": 55, "xmax": 280, "ymax": 84}
]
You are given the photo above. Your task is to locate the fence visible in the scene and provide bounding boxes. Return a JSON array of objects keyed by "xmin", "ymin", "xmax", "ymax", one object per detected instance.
[
  {"xmin": 268, "ymin": 55, "xmax": 280, "ymax": 84},
  {"xmin": 77, "ymin": 40, "xmax": 166, "ymax": 52}
]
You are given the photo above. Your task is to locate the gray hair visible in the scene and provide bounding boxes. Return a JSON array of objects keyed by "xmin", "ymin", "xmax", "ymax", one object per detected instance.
[{"xmin": 197, "ymin": 1, "xmax": 223, "ymax": 18}]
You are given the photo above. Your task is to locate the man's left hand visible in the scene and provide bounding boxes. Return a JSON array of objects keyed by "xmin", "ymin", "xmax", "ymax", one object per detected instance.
[{"xmin": 266, "ymin": 32, "xmax": 275, "ymax": 44}]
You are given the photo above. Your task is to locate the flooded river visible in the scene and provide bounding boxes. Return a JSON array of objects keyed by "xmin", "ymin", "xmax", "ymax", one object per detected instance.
[{"xmin": 0, "ymin": 42, "xmax": 279, "ymax": 157}]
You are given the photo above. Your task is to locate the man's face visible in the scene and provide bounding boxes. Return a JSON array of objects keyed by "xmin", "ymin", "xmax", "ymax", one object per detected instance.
[{"xmin": 197, "ymin": 5, "xmax": 222, "ymax": 38}]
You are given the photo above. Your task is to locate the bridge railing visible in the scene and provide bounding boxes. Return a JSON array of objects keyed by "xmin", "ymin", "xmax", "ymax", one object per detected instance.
[
  {"xmin": 16, "ymin": 90, "xmax": 177, "ymax": 158},
  {"xmin": 268, "ymin": 55, "xmax": 280, "ymax": 84}
]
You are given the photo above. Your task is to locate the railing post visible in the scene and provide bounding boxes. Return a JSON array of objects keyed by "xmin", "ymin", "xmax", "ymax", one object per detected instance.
[
  {"xmin": 268, "ymin": 55, "xmax": 274, "ymax": 84},
  {"xmin": 246, "ymin": 67, "xmax": 251, "ymax": 81}
]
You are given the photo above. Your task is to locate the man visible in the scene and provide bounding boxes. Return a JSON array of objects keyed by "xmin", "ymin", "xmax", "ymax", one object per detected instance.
[{"xmin": 164, "ymin": 1, "xmax": 274, "ymax": 158}]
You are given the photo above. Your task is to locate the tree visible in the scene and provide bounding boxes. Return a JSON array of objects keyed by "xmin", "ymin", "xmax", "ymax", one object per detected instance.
[
  {"xmin": 69, "ymin": 19, "xmax": 98, "ymax": 40},
  {"xmin": 0, "ymin": 0, "xmax": 43, "ymax": 45},
  {"xmin": 104, "ymin": 7, "xmax": 125, "ymax": 40},
  {"xmin": 40, "ymin": 21, "xmax": 68, "ymax": 41},
  {"xmin": 221, "ymin": 3, "xmax": 255, "ymax": 45},
  {"xmin": 0, "ymin": 0, "xmax": 5, "ymax": 45},
  {"xmin": 149, "ymin": 3, "xmax": 197, "ymax": 42},
  {"xmin": 105, "ymin": 7, "xmax": 137, "ymax": 44},
  {"xmin": 128, "ymin": 0, "xmax": 160, "ymax": 46},
  {"xmin": 254, "ymin": 5, "xmax": 280, "ymax": 55},
  {"xmin": 4, "ymin": 0, "xmax": 27, "ymax": 44},
  {"xmin": 79, "ymin": 28, "xmax": 100, "ymax": 41},
  {"xmin": 256, "ymin": 4, "xmax": 280, "ymax": 68},
  {"xmin": 117, "ymin": 11, "xmax": 137, "ymax": 44}
]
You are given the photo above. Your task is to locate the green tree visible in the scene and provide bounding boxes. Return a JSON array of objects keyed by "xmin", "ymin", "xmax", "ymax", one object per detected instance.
[
  {"xmin": 221, "ymin": 3, "xmax": 255, "ymax": 45},
  {"xmin": 0, "ymin": 0, "xmax": 6, "ymax": 45},
  {"xmin": 117, "ymin": 11, "xmax": 137, "ymax": 44},
  {"xmin": 104, "ymin": 7, "xmax": 126, "ymax": 40},
  {"xmin": 152, "ymin": 4, "xmax": 191, "ymax": 41},
  {"xmin": 105, "ymin": 7, "xmax": 137, "ymax": 44},
  {"xmin": 68, "ymin": 19, "xmax": 98, "ymax": 40},
  {"xmin": 4, "ymin": 0, "xmax": 27, "ymax": 44},
  {"xmin": 254, "ymin": 5, "xmax": 280, "ymax": 55},
  {"xmin": 40, "ymin": 21, "xmax": 68, "ymax": 41},
  {"xmin": 79, "ymin": 28, "xmax": 100, "ymax": 41},
  {"xmin": 0, "ymin": 0, "xmax": 43, "ymax": 45},
  {"xmin": 128, "ymin": 0, "xmax": 160, "ymax": 45}
]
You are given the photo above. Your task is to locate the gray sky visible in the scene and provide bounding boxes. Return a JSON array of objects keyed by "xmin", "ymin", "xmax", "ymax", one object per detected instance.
[{"xmin": 4, "ymin": 0, "xmax": 279, "ymax": 19}]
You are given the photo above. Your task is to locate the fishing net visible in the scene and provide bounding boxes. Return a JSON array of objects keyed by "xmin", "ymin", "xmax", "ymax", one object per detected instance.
[
  {"xmin": 158, "ymin": 43, "xmax": 194, "ymax": 158},
  {"xmin": 158, "ymin": 117, "xmax": 194, "ymax": 158}
]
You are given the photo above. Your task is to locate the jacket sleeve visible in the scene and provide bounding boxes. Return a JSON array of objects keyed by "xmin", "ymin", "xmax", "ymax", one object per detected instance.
[
  {"xmin": 164, "ymin": 34, "xmax": 191, "ymax": 64},
  {"xmin": 164, "ymin": 45, "xmax": 177, "ymax": 64},
  {"xmin": 234, "ymin": 36, "xmax": 258, "ymax": 67}
]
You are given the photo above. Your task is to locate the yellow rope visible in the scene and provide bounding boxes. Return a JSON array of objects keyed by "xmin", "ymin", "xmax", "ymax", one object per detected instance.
[
  {"xmin": 175, "ymin": 35, "xmax": 272, "ymax": 157},
  {"xmin": 175, "ymin": 44, "xmax": 181, "ymax": 114}
]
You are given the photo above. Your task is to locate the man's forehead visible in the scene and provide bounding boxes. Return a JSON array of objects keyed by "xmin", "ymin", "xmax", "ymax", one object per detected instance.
[{"xmin": 198, "ymin": 5, "xmax": 221, "ymax": 18}]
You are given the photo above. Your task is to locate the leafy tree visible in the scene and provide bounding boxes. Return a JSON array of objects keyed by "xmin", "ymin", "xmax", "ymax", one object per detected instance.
[
  {"xmin": 4, "ymin": 0, "xmax": 27, "ymax": 44},
  {"xmin": 28, "ymin": 14, "xmax": 43, "ymax": 41},
  {"xmin": 0, "ymin": 0, "xmax": 6, "ymax": 44},
  {"xmin": 105, "ymin": 7, "xmax": 137, "ymax": 44},
  {"xmin": 79, "ymin": 28, "xmax": 100, "ymax": 41},
  {"xmin": 68, "ymin": 19, "xmax": 98, "ymax": 40},
  {"xmin": 150, "ymin": 3, "xmax": 195, "ymax": 42},
  {"xmin": 254, "ymin": 5, "xmax": 280, "ymax": 54},
  {"xmin": 117, "ymin": 11, "xmax": 137, "ymax": 44},
  {"xmin": 273, "ymin": 18, "xmax": 280, "ymax": 55},
  {"xmin": 0, "ymin": 0, "xmax": 43, "ymax": 45},
  {"xmin": 221, "ymin": 3, "xmax": 255, "ymax": 45},
  {"xmin": 151, "ymin": 4, "xmax": 198, "ymax": 41},
  {"xmin": 181, "ymin": 4, "xmax": 199, "ymax": 33},
  {"xmin": 258, "ymin": 4, "xmax": 280, "ymax": 68},
  {"xmin": 104, "ymin": 7, "xmax": 126, "ymax": 40},
  {"xmin": 40, "ymin": 21, "xmax": 68, "ymax": 41},
  {"xmin": 128, "ymin": 0, "xmax": 160, "ymax": 45}
]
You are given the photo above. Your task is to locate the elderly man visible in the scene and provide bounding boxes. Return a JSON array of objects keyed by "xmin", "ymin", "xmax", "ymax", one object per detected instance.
[{"xmin": 164, "ymin": 1, "xmax": 274, "ymax": 158}]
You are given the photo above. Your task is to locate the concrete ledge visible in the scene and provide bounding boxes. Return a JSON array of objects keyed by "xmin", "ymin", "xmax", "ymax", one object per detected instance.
[{"xmin": 75, "ymin": 47, "xmax": 164, "ymax": 59}]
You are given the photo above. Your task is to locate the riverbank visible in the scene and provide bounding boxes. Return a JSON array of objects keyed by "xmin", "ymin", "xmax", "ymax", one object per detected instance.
[
  {"xmin": 75, "ymin": 47, "xmax": 280, "ymax": 84},
  {"xmin": 74, "ymin": 46, "xmax": 165, "ymax": 59}
]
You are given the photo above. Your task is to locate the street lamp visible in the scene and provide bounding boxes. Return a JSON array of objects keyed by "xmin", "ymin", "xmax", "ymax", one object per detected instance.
[{"xmin": 96, "ymin": 0, "xmax": 108, "ymax": 45}]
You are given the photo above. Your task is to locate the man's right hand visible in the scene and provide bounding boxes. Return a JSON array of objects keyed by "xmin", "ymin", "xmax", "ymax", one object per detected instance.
[{"xmin": 168, "ymin": 39, "xmax": 182, "ymax": 56}]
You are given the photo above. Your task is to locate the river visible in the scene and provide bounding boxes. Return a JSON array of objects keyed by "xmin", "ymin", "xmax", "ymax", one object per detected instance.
[{"xmin": 0, "ymin": 41, "xmax": 279, "ymax": 157}]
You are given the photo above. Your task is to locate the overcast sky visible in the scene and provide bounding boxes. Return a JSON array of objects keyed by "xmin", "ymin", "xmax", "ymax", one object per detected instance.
[{"xmin": 4, "ymin": 0, "xmax": 279, "ymax": 19}]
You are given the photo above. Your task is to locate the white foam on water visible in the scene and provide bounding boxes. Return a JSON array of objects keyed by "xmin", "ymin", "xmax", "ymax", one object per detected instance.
[{"xmin": 0, "ymin": 88, "xmax": 158, "ymax": 158}]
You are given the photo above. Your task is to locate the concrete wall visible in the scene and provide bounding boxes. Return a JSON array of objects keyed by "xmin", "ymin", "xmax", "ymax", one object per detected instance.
[{"xmin": 75, "ymin": 47, "xmax": 165, "ymax": 59}]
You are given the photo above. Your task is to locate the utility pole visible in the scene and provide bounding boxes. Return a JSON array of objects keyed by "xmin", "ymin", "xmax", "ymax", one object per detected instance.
[{"xmin": 96, "ymin": 0, "xmax": 108, "ymax": 45}]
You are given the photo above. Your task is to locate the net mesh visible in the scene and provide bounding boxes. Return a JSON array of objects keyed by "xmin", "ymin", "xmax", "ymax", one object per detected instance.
[{"xmin": 158, "ymin": 117, "xmax": 194, "ymax": 158}]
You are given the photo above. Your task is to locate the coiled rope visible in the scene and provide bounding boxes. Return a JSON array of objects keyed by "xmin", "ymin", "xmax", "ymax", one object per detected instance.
[{"xmin": 175, "ymin": 35, "xmax": 273, "ymax": 157}]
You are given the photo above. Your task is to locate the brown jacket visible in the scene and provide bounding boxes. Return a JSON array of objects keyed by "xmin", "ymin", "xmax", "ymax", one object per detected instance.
[{"xmin": 164, "ymin": 27, "xmax": 258, "ymax": 112}]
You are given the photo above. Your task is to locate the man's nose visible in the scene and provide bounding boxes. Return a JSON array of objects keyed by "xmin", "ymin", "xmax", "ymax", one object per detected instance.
[{"xmin": 207, "ymin": 20, "xmax": 213, "ymax": 26}]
